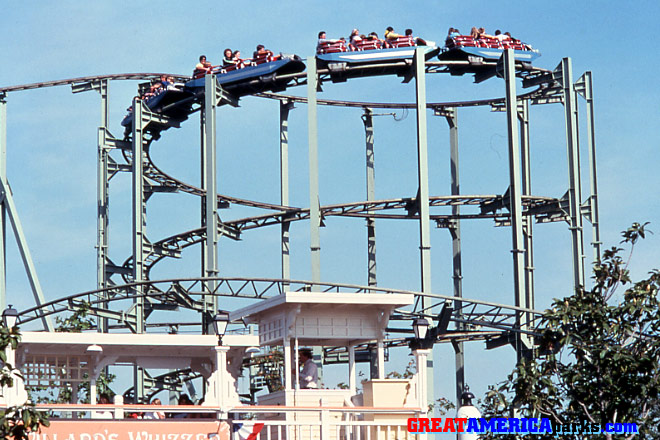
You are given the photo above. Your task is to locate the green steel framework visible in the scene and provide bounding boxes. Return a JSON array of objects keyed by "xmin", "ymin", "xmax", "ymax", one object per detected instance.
[{"xmin": 0, "ymin": 51, "xmax": 602, "ymax": 408}]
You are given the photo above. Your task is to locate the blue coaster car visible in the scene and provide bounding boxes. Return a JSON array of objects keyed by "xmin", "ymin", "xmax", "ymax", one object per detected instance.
[
  {"xmin": 439, "ymin": 35, "xmax": 540, "ymax": 82},
  {"xmin": 316, "ymin": 37, "xmax": 440, "ymax": 81},
  {"xmin": 121, "ymin": 86, "xmax": 194, "ymax": 128},
  {"xmin": 439, "ymin": 35, "xmax": 540, "ymax": 63},
  {"xmin": 184, "ymin": 53, "xmax": 306, "ymax": 96}
]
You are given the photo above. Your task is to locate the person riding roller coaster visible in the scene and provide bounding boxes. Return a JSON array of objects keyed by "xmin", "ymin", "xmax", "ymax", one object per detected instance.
[
  {"xmin": 383, "ymin": 26, "xmax": 402, "ymax": 48},
  {"xmin": 405, "ymin": 28, "xmax": 427, "ymax": 46},
  {"xmin": 316, "ymin": 31, "xmax": 345, "ymax": 54},
  {"xmin": 193, "ymin": 55, "xmax": 213, "ymax": 77},
  {"xmin": 222, "ymin": 49, "xmax": 235, "ymax": 67}
]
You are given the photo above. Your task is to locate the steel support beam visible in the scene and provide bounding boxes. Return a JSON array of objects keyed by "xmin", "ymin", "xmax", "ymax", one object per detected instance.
[
  {"xmin": 0, "ymin": 99, "xmax": 53, "ymax": 331},
  {"xmin": 0, "ymin": 97, "xmax": 53, "ymax": 331},
  {"xmin": 202, "ymin": 74, "xmax": 219, "ymax": 314},
  {"xmin": 519, "ymin": 100, "xmax": 536, "ymax": 330},
  {"xmin": 307, "ymin": 57, "xmax": 321, "ymax": 287},
  {"xmin": 414, "ymin": 47, "xmax": 434, "ymax": 408},
  {"xmin": 0, "ymin": 96, "xmax": 6, "ymax": 311},
  {"xmin": 96, "ymin": 79, "xmax": 110, "ymax": 333},
  {"xmin": 503, "ymin": 50, "xmax": 531, "ymax": 355},
  {"xmin": 444, "ymin": 107, "xmax": 464, "ymax": 404},
  {"xmin": 280, "ymin": 100, "xmax": 292, "ymax": 284},
  {"xmin": 363, "ymin": 108, "xmax": 377, "ymax": 287},
  {"xmin": 560, "ymin": 58, "xmax": 585, "ymax": 289},
  {"xmin": 0, "ymin": 185, "xmax": 55, "ymax": 332},
  {"xmin": 131, "ymin": 97, "xmax": 146, "ymax": 402},
  {"xmin": 577, "ymin": 71, "xmax": 601, "ymax": 262}
]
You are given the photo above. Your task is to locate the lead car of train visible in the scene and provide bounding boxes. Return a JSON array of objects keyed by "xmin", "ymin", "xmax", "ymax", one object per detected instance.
[{"xmin": 121, "ymin": 32, "xmax": 539, "ymax": 129}]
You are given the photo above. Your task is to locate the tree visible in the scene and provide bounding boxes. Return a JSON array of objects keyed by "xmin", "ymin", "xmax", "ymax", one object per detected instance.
[
  {"xmin": 46, "ymin": 301, "xmax": 115, "ymax": 403},
  {"xmin": 0, "ymin": 325, "xmax": 49, "ymax": 439},
  {"xmin": 482, "ymin": 223, "xmax": 660, "ymax": 439}
]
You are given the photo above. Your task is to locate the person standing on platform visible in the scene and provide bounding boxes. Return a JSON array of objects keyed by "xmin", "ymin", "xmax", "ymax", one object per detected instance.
[{"xmin": 298, "ymin": 348, "xmax": 318, "ymax": 389}]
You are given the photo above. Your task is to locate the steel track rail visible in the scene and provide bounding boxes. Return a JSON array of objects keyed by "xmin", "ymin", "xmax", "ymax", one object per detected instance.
[
  {"xmin": 117, "ymin": 194, "xmax": 564, "ymax": 280},
  {"xmin": 119, "ymin": 137, "xmax": 294, "ymax": 212},
  {"xmin": 0, "ymin": 73, "xmax": 190, "ymax": 94},
  {"xmin": 16, "ymin": 277, "xmax": 545, "ymax": 339},
  {"xmin": 0, "ymin": 57, "xmax": 552, "ymax": 95}
]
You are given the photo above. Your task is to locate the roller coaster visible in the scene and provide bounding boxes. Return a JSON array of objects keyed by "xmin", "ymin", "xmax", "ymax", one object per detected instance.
[{"xmin": 0, "ymin": 38, "xmax": 600, "ymax": 406}]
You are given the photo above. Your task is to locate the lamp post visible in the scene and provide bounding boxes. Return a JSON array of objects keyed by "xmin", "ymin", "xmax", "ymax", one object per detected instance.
[
  {"xmin": 2, "ymin": 305, "xmax": 20, "ymax": 407},
  {"xmin": 212, "ymin": 311, "xmax": 230, "ymax": 417},
  {"xmin": 2, "ymin": 305, "xmax": 18, "ymax": 328},
  {"xmin": 413, "ymin": 317, "xmax": 429, "ymax": 340},
  {"xmin": 411, "ymin": 318, "xmax": 432, "ymax": 418},
  {"xmin": 212, "ymin": 311, "xmax": 230, "ymax": 345}
]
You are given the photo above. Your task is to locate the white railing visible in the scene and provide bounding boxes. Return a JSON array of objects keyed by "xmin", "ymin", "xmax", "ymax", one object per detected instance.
[{"xmin": 21, "ymin": 403, "xmax": 426, "ymax": 439}]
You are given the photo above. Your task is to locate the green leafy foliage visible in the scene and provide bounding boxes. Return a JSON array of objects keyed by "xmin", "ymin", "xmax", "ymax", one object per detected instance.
[
  {"xmin": 0, "ymin": 326, "xmax": 49, "ymax": 439},
  {"xmin": 54, "ymin": 301, "xmax": 95, "ymax": 333},
  {"xmin": 0, "ymin": 404, "xmax": 50, "ymax": 440},
  {"xmin": 33, "ymin": 302, "xmax": 116, "ymax": 404},
  {"xmin": 481, "ymin": 223, "xmax": 660, "ymax": 440},
  {"xmin": 386, "ymin": 359, "xmax": 416, "ymax": 379}
]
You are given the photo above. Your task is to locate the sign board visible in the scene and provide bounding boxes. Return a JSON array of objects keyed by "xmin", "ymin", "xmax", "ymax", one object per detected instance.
[{"xmin": 26, "ymin": 420, "xmax": 231, "ymax": 440}]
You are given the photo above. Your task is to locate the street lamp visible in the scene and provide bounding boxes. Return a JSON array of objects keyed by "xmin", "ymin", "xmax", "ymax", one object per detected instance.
[
  {"xmin": 212, "ymin": 311, "xmax": 230, "ymax": 345},
  {"xmin": 413, "ymin": 318, "xmax": 429, "ymax": 340},
  {"xmin": 2, "ymin": 305, "xmax": 18, "ymax": 329}
]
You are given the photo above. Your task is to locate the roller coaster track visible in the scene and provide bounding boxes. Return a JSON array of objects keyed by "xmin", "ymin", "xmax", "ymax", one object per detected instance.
[
  {"xmin": 0, "ymin": 58, "xmax": 553, "ymax": 96},
  {"xmin": 101, "ymin": 62, "xmax": 563, "ymax": 286},
  {"xmin": 117, "ymin": 194, "xmax": 566, "ymax": 282},
  {"xmin": 16, "ymin": 277, "xmax": 545, "ymax": 343},
  {"xmin": 1, "ymin": 58, "xmax": 563, "ymax": 336},
  {"xmin": 119, "ymin": 138, "xmax": 294, "ymax": 212},
  {"xmin": 0, "ymin": 73, "xmax": 191, "ymax": 94}
]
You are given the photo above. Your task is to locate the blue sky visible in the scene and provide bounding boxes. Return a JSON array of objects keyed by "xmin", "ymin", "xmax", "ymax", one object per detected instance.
[{"xmin": 2, "ymin": 1, "xmax": 660, "ymax": 407}]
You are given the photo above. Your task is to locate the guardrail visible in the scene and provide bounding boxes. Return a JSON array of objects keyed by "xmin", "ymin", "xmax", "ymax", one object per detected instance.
[{"xmin": 21, "ymin": 403, "xmax": 425, "ymax": 439}]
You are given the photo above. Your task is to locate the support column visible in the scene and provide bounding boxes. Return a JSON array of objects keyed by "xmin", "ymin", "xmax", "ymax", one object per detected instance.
[
  {"xmin": 0, "ymin": 95, "xmax": 53, "ymax": 331},
  {"xmin": 560, "ymin": 58, "xmax": 586, "ymax": 290},
  {"xmin": 414, "ymin": 349, "xmax": 431, "ymax": 415},
  {"xmin": 214, "ymin": 346, "xmax": 229, "ymax": 417},
  {"xmin": 280, "ymin": 100, "xmax": 292, "ymax": 284},
  {"xmin": 202, "ymin": 74, "xmax": 219, "ymax": 322},
  {"xmin": 0, "ymin": 95, "xmax": 6, "ymax": 311},
  {"xmin": 580, "ymin": 71, "xmax": 601, "ymax": 262},
  {"xmin": 307, "ymin": 57, "xmax": 321, "ymax": 287},
  {"xmin": 0, "ymin": 179, "xmax": 52, "ymax": 330},
  {"xmin": 503, "ymin": 50, "xmax": 530, "ymax": 356},
  {"xmin": 363, "ymin": 108, "xmax": 377, "ymax": 287},
  {"xmin": 445, "ymin": 107, "xmax": 465, "ymax": 404},
  {"xmin": 414, "ymin": 47, "xmax": 434, "ymax": 406},
  {"xmin": 519, "ymin": 100, "xmax": 535, "ymax": 316},
  {"xmin": 348, "ymin": 345, "xmax": 356, "ymax": 396},
  {"xmin": 131, "ymin": 97, "xmax": 146, "ymax": 401},
  {"xmin": 90, "ymin": 378, "xmax": 98, "ymax": 406},
  {"xmin": 376, "ymin": 340, "xmax": 385, "ymax": 379},
  {"xmin": 96, "ymin": 79, "xmax": 110, "ymax": 333}
]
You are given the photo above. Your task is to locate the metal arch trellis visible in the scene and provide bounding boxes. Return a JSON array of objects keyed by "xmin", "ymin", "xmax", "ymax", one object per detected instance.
[{"xmin": 17, "ymin": 276, "xmax": 545, "ymax": 340}]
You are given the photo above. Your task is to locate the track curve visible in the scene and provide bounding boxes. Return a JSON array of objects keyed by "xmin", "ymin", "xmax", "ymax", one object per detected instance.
[
  {"xmin": 118, "ymin": 194, "xmax": 565, "ymax": 281},
  {"xmin": 16, "ymin": 276, "xmax": 545, "ymax": 340}
]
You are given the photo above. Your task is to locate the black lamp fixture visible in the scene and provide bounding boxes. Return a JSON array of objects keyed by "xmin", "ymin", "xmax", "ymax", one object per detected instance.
[
  {"xmin": 212, "ymin": 310, "xmax": 230, "ymax": 345},
  {"xmin": 2, "ymin": 305, "xmax": 18, "ymax": 329},
  {"xmin": 413, "ymin": 317, "xmax": 430, "ymax": 340}
]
